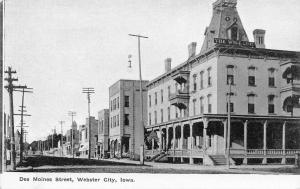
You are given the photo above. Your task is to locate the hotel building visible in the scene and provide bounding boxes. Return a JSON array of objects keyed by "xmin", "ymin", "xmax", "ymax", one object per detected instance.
[
  {"xmin": 109, "ymin": 79, "xmax": 148, "ymax": 160},
  {"xmin": 145, "ymin": 0, "xmax": 300, "ymax": 165}
]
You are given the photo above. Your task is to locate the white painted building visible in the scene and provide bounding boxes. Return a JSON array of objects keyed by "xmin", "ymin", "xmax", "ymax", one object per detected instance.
[{"xmin": 145, "ymin": 0, "xmax": 300, "ymax": 165}]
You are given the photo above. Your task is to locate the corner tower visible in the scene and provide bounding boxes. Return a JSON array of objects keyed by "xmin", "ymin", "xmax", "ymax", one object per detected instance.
[{"xmin": 200, "ymin": 0, "xmax": 249, "ymax": 53}]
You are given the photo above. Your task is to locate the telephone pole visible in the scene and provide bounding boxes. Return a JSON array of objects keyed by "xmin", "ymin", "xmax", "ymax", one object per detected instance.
[
  {"xmin": 68, "ymin": 111, "xmax": 76, "ymax": 158},
  {"xmin": 14, "ymin": 86, "xmax": 33, "ymax": 163},
  {"xmin": 128, "ymin": 34, "xmax": 148, "ymax": 163},
  {"xmin": 82, "ymin": 88, "xmax": 94, "ymax": 159},
  {"xmin": 4, "ymin": 67, "xmax": 26, "ymax": 170},
  {"xmin": 59, "ymin": 121, "xmax": 64, "ymax": 157}
]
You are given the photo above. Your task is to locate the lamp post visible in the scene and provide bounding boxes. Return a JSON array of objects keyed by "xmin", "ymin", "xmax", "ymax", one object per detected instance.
[
  {"xmin": 226, "ymin": 77, "xmax": 233, "ymax": 169},
  {"xmin": 128, "ymin": 34, "xmax": 148, "ymax": 164}
]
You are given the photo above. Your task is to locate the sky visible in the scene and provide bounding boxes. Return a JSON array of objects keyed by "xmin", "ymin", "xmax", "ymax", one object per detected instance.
[{"xmin": 3, "ymin": 0, "xmax": 300, "ymax": 143}]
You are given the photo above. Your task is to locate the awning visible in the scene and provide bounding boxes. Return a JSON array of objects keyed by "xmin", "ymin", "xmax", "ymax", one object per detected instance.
[
  {"xmin": 283, "ymin": 95, "xmax": 300, "ymax": 112},
  {"xmin": 282, "ymin": 65, "xmax": 300, "ymax": 79}
]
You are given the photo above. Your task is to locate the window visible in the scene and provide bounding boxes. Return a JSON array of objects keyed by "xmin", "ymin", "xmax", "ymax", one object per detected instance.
[
  {"xmin": 175, "ymin": 107, "xmax": 178, "ymax": 118},
  {"xmin": 155, "ymin": 92, "xmax": 157, "ymax": 105},
  {"xmin": 248, "ymin": 94, "xmax": 255, "ymax": 114},
  {"xmin": 268, "ymin": 95, "xmax": 275, "ymax": 114},
  {"xmin": 207, "ymin": 68, "xmax": 212, "ymax": 87},
  {"xmin": 154, "ymin": 111, "xmax": 157, "ymax": 124},
  {"xmin": 117, "ymin": 97, "xmax": 119, "ymax": 109},
  {"xmin": 110, "ymin": 117, "xmax": 112, "ymax": 128},
  {"xmin": 110, "ymin": 101, "xmax": 113, "ymax": 111},
  {"xmin": 160, "ymin": 109, "xmax": 164, "ymax": 123},
  {"xmin": 226, "ymin": 102, "xmax": 234, "ymax": 113},
  {"xmin": 175, "ymin": 83, "xmax": 178, "ymax": 92},
  {"xmin": 193, "ymin": 74, "xmax": 197, "ymax": 91},
  {"xmin": 248, "ymin": 66, "xmax": 256, "ymax": 86},
  {"xmin": 207, "ymin": 95, "xmax": 212, "ymax": 113},
  {"xmin": 85, "ymin": 128, "xmax": 88, "ymax": 139},
  {"xmin": 168, "ymin": 86, "xmax": 171, "ymax": 98},
  {"xmin": 200, "ymin": 97, "xmax": 204, "ymax": 114},
  {"xmin": 117, "ymin": 115, "xmax": 119, "ymax": 126},
  {"xmin": 149, "ymin": 95, "xmax": 151, "ymax": 107},
  {"xmin": 124, "ymin": 114, "xmax": 129, "ymax": 125},
  {"xmin": 149, "ymin": 113, "xmax": 151, "ymax": 125},
  {"xmin": 193, "ymin": 99, "xmax": 196, "ymax": 116},
  {"xmin": 268, "ymin": 68, "xmax": 275, "ymax": 87},
  {"xmin": 167, "ymin": 107, "xmax": 170, "ymax": 121},
  {"xmin": 124, "ymin": 96, "xmax": 129, "ymax": 107},
  {"xmin": 161, "ymin": 89, "xmax": 164, "ymax": 103},
  {"xmin": 113, "ymin": 99, "xmax": 116, "ymax": 110},
  {"xmin": 231, "ymin": 27, "xmax": 238, "ymax": 41},
  {"xmin": 258, "ymin": 36, "xmax": 264, "ymax": 45},
  {"xmin": 200, "ymin": 71, "xmax": 204, "ymax": 89},
  {"xmin": 226, "ymin": 65, "xmax": 235, "ymax": 85},
  {"xmin": 228, "ymin": 26, "xmax": 238, "ymax": 41}
]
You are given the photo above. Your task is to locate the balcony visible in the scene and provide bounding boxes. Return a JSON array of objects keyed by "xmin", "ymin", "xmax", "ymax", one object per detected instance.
[
  {"xmin": 172, "ymin": 70, "xmax": 190, "ymax": 84},
  {"xmin": 169, "ymin": 89, "xmax": 190, "ymax": 110}
]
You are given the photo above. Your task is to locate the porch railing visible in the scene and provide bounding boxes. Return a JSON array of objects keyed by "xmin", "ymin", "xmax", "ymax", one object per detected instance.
[{"xmin": 229, "ymin": 149, "xmax": 300, "ymax": 156}]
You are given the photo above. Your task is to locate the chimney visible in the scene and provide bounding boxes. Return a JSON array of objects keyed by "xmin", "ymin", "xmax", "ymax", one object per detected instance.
[
  {"xmin": 188, "ymin": 42, "xmax": 197, "ymax": 58},
  {"xmin": 253, "ymin": 29, "xmax": 266, "ymax": 49},
  {"xmin": 164, "ymin": 58, "xmax": 172, "ymax": 73}
]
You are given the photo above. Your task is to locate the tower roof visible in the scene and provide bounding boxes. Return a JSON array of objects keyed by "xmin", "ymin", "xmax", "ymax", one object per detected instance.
[{"xmin": 200, "ymin": 0, "xmax": 249, "ymax": 54}]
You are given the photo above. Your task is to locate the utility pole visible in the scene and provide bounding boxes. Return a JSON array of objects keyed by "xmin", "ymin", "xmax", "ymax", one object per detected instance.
[
  {"xmin": 4, "ymin": 66, "xmax": 24, "ymax": 170},
  {"xmin": 59, "ymin": 121, "xmax": 64, "ymax": 157},
  {"xmin": 68, "ymin": 111, "xmax": 76, "ymax": 158},
  {"xmin": 226, "ymin": 78, "xmax": 233, "ymax": 169},
  {"xmin": 14, "ymin": 86, "xmax": 33, "ymax": 163},
  {"xmin": 129, "ymin": 34, "xmax": 148, "ymax": 163},
  {"xmin": 82, "ymin": 88, "xmax": 94, "ymax": 159}
]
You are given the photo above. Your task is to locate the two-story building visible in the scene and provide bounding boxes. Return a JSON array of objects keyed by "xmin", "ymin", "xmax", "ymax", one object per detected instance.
[
  {"xmin": 97, "ymin": 109, "xmax": 110, "ymax": 158},
  {"xmin": 78, "ymin": 117, "xmax": 98, "ymax": 158},
  {"xmin": 64, "ymin": 121, "xmax": 80, "ymax": 157},
  {"xmin": 145, "ymin": 0, "xmax": 300, "ymax": 165},
  {"xmin": 109, "ymin": 79, "xmax": 148, "ymax": 160}
]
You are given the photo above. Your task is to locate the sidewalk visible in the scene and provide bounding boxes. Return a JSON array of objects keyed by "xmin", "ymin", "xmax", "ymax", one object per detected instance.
[{"xmin": 103, "ymin": 158, "xmax": 298, "ymax": 174}]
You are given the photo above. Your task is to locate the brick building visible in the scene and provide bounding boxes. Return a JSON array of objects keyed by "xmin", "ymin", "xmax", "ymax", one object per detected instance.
[
  {"xmin": 78, "ymin": 117, "xmax": 98, "ymax": 158},
  {"xmin": 97, "ymin": 109, "xmax": 110, "ymax": 158},
  {"xmin": 109, "ymin": 79, "xmax": 148, "ymax": 160}
]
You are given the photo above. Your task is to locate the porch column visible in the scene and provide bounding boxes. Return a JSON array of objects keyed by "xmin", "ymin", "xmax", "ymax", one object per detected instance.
[
  {"xmin": 173, "ymin": 125, "xmax": 176, "ymax": 150},
  {"xmin": 189, "ymin": 121, "xmax": 194, "ymax": 164},
  {"xmin": 263, "ymin": 121, "xmax": 268, "ymax": 164},
  {"xmin": 166, "ymin": 125, "xmax": 169, "ymax": 151},
  {"xmin": 243, "ymin": 120, "xmax": 248, "ymax": 165},
  {"xmin": 173, "ymin": 124, "xmax": 176, "ymax": 163},
  {"xmin": 203, "ymin": 119, "xmax": 208, "ymax": 149},
  {"xmin": 190, "ymin": 122, "xmax": 193, "ymax": 150},
  {"xmin": 159, "ymin": 127, "xmax": 162, "ymax": 152},
  {"xmin": 223, "ymin": 120, "xmax": 227, "ymax": 155},
  {"xmin": 180, "ymin": 123, "xmax": 184, "ymax": 163},
  {"xmin": 282, "ymin": 121, "xmax": 286, "ymax": 164},
  {"xmin": 151, "ymin": 129, "xmax": 154, "ymax": 152}
]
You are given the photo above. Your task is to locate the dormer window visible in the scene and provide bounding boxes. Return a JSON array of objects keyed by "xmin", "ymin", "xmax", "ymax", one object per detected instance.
[{"xmin": 227, "ymin": 25, "xmax": 239, "ymax": 41}]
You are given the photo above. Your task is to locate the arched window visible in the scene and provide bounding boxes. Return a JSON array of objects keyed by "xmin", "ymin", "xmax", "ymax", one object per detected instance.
[
  {"xmin": 227, "ymin": 26, "xmax": 239, "ymax": 41},
  {"xmin": 231, "ymin": 27, "xmax": 238, "ymax": 41}
]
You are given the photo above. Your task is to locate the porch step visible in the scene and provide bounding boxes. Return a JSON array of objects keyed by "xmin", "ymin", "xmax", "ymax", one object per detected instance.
[
  {"xmin": 210, "ymin": 155, "xmax": 227, "ymax": 165},
  {"xmin": 154, "ymin": 152, "xmax": 168, "ymax": 162},
  {"xmin": 147, "ymin": 153, "xmax": 161, "ymax": 162}
]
